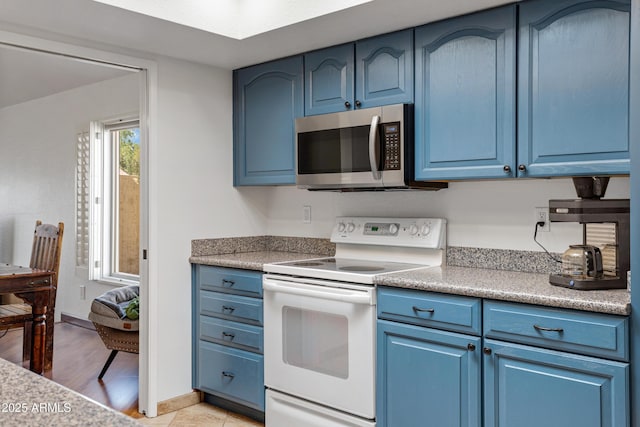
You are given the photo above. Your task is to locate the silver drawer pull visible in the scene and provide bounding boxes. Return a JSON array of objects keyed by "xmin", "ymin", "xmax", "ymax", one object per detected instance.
[
  {"xmin": 221, "ymin": 306, "xmax": 235, "ymax": 313},
  {"xmin": 222, "ymin": 279, "xmax": 235, "ymax": 287},
  {"xmin": 533, "ymin": 324, "xmax": 564, "ymax": 333},
  {"xmin": 221, "ymin": 371, "xmax": 235, "ymax": 380},
  {"xmin": 413, "ymin": 306, "xmax": 435, "ymax": 314},
  {"xmin": 222, "ymin": 332, "xmax": 235, "ymax": 340}
]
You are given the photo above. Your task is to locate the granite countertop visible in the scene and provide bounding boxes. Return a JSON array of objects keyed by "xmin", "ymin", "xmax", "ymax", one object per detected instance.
[
  {"xmin": 374, "ymin": 266, "xmax": 631, "ymax": 316},
  {"xmin": 189, "ymin": 251, "xmax": 327, "ymax": 271},
  {"xmin": 189, "ymin": 236, "xmax": 630, "ymax": 316},
  {"xmin": 0, "ymin": 358, "xmax": 141, "ymax": 426}
]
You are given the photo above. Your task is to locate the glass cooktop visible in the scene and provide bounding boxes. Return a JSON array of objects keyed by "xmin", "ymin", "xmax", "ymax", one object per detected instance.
[{"xmin": 264, "ymin": 257, "xmax": 432, "ymax": 284}]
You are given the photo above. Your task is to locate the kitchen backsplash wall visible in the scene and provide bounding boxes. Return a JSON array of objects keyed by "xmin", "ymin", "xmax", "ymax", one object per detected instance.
[
  {"xmin": 447, "ymin": 247, "xmax": 561, "ymax": 274},
  {"xmin": 258, "ymin": 177, "xmax": 630, "ymax": 254}
]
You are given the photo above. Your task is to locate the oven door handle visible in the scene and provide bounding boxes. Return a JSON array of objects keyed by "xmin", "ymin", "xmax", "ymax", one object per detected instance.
[
  {"xmin": 368, "ymin": 115, "xmax": 382, "ymax": 180},
  {"xmin": 263, "ymin": 280, "xmax": 372, "ymax": 305}
]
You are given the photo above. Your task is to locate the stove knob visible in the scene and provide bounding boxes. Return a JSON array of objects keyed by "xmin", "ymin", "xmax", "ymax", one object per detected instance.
[
  {"xmin": 409, "ymin": 225, "xmax": 419, "ymax": 235},
  {"xmin": 389, "ymin": 224, "xmax": 399, "ymax": 234},
  {"xmin": 347, "ymin": 222, "xmax": 356, "ymax": 233},
  {"xmin": 421, "ymin": 224, "xmax": 431, "ymax": 236},
  {"xmin": 337, "ymin": 222, "xmax": 346, "ymax": 232}
]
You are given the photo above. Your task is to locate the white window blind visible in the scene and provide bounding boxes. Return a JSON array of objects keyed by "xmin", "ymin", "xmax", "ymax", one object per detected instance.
[{"xmin": 76, "ymin": 131, "xmax": 90, "ymax": 268}]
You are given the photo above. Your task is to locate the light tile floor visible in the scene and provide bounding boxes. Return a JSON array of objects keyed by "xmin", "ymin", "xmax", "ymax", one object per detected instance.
[{"xmin": 135, "ymin": 403, "xmax": 264, "ymax": 427}]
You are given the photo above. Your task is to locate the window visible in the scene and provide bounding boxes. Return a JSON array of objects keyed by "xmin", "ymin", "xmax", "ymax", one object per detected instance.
[{"xmin": 80, "ymin": 118, "xmax": 140, "ymax": 285}]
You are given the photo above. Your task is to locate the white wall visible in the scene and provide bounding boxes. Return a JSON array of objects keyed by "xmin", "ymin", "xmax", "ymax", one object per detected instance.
[
  {"xmin": 0, "ymin": 72, "xmax": 140, "ymax": 319},
  {"xmin": 264, "ymin": 177, "xmax": 630, "ymax": 253},
  {"xmin": 151, "ymin": 56, "xmax": 268, "ymax": 401}
]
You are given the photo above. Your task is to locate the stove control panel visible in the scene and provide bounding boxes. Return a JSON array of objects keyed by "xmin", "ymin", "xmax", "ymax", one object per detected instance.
[
  {"xmin": 363, "ymin": 222, "xmax": 399, "ymax": 236},
  {"xmin": 332, "ymin": 217, "xmax": 446, "ymax": 249}
]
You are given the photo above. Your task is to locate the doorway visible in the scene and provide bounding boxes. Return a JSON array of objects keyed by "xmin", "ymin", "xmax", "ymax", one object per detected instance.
[{"xmin": 0, "ymin": 37, "xmax": 154, "ymax": 415}]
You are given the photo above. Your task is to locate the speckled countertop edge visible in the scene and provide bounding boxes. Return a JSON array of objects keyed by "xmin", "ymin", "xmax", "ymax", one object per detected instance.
[
  {"xmin": 374, "ymin": 266, "xmax": 630, "ymax": 316},
  {"xmin": 189, "ymin": 251, "xmax": 329, "ymax": 271},
  {"xmin": 0, "ymin": 358, "xmax": 141, "ymax": 426}
]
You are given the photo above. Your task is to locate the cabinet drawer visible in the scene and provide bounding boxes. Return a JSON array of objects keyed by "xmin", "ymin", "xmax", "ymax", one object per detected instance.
[
  {"xmin": 197, "ymin": 265, "xmax": 262, "ymax": 297},
  {"xmin": 484, "ymin": 301, "xmax": 629, "ymax": 361},
  {"xmin": 200, "ymin": 316, "xmax": 263, "ymax": 354},
  {"xmin": 198, "ymin": 341, "xmax": 264, "ymax": 410},
  {"xmin": 200, "ymin": 291, "xmax": 263, "ymax": 325},
  {"xmin": 377, "ymin": 287, "xmax": 481, "ymax": 335}
]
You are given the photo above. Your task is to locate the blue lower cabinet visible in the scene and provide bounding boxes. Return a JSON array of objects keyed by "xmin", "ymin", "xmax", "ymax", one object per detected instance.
[
  {"xmin": 198, "ymin": 341, "xmax": 265, "ymax": 411},
  {"xmin": 200, "ymin": 316, "xmax": 263, "ymax": 353},
  {"xmin": 483, "ymin": 339, "xmax": 629, "ymax": 427},
  {"xmin": 377, "ymin": 319, "xmax": 481, "ymax": 427},
  {"xmin": 193, "ymin": 265, "xmax": 265, "ymax": 417}
]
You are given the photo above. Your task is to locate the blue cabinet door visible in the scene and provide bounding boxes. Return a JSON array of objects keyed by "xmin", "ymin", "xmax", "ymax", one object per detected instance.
[
  {"xmin": 377, "ymin": 319, "xmax": 481, "ymax": 427},
  {"xmin": 304, "ymin": 44, "xmax": 354, "ymax": 116},
  {"xmin": 304, "ymin": 30, "xmax": 413, "ymax": 116},
  {"xmin": 484, "ymin": 339, "xmax": 629, "ymax": 427},
  {"xmin": 518, "ymin": 0, "xmax": 630, "ymax": 177},
  {"xmin": 356, "ymin": 29, "xmax": 414, "ymax": 109},
  {"xmin": 414, "ymin": 5, "xmax": 516, "ymax": 180},
  {"xmin": 233, "ymin": 56, "xmax": 303, "ymax": 185}
]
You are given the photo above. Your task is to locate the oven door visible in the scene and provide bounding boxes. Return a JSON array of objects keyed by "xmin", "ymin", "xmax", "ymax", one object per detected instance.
[{"xmin": 263, "ymin": 274, "xmax": 376, "ymax": 419}]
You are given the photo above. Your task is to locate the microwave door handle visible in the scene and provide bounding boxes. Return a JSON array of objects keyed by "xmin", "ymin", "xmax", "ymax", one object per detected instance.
[{"xmin": 368, "ymin": 115, "xmax": 382, "ymax": 180}]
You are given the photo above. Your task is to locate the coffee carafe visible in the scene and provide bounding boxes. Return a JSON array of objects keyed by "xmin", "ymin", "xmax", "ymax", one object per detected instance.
[{"xmin": 560, "ymin": 245, "xmax": 603, "ymax": 279}]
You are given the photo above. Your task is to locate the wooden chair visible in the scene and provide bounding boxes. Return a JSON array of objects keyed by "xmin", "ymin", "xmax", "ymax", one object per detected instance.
[{"xmin": 0, "ymin": 220, "xmax": 63, "ymax": 371}]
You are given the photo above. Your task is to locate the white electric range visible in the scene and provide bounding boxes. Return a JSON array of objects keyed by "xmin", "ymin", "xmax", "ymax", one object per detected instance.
[{"xmin": 263, "ymin": 217, "xmax": 446, "ymax": 427}]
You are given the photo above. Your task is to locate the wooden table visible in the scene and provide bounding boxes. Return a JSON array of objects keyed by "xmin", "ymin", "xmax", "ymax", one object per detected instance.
[{"xmin": 0, "ymin": 263, "xmax": 53, "ymax": 375}]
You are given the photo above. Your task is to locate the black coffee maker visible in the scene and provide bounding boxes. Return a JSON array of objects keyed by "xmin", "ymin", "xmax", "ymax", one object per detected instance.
[{"xmin": 548, "ymin": 177, "xmax": 629, "ymax": 290}]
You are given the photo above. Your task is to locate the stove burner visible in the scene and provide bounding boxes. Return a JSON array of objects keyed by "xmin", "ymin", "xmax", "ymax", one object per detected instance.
[
  {"xmin": 339, "ymin": 266, "xmax": 385, "ymax": 272},
  {"xmin": 291, "ymin": 262, "xmax": 326, "ymax": 267}
]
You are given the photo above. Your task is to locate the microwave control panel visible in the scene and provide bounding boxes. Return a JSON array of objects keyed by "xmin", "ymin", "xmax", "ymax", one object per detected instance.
[{"xmin": 382, "ymin": 122, "xmax": 401, "ymax": 170}]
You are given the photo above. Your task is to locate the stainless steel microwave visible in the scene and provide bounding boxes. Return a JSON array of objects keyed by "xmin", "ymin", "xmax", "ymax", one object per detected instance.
[{"xmin": 295, "ymin": 104, "xmax": 447, "ymax": 191}]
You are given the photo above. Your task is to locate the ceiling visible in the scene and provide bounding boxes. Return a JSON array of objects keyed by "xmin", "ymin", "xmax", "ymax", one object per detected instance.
[
  {"xmin": 91, "ymin": 0, "xmax": 377, "ymax": 40},
  {"xmin": 0, "ymin": 0, "xmax": 514, "ymax": 109},
  {"xmin": 0, "ymin": 45, "xmax": 133, "ymax": 110}
]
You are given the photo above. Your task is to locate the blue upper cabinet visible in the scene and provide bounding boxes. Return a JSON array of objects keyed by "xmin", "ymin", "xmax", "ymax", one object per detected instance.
[
  {"xmin": 355, "ymin": 29, "xmax": 414, "ymax": 109},
  {"xmin": 304, "ymin": 44, "xmax": 354, "ymax": 116},
  {"xmin": 414, "ymin": 6, "xmax": 517, "ymax": 180},
  {"xmin": 233, "ymin": 56, "xmax": 303, "ymax": 186},
  {"xmin": 518, "ymin": 0, "xmax": 631, "ymax": 177},
  {"xmin": 304, "ymin": 29, "xmax": 413, "ymax": 116}
]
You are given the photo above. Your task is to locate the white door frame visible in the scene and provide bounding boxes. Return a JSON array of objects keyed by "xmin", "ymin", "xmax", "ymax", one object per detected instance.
[{"xmin": 0, "ymin": 30, "xmax": 159, "ymax": 417}]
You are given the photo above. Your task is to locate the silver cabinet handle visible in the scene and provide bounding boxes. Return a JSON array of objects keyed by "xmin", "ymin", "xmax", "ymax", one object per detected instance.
[
  {"xmin": 221, "ymin": 305, "xmax": 235, "ymax": 313},
  {"xmin": 533, "ymin": 324, "xmax": 564, "ymax": 333},
  {"xmin": 222, "ymin": 332, "xmax": 235, "ymax": 340},
  {"xmin": 221, "ymin": 371, "xmax": 235, "ymax": 379},
  {"xmin": 369, "ymin": 115, "xmax": 382, "ymax": 180},
  {"xmin": 222, "ymin": 279, "xmax": 235, "ymax": 287}
]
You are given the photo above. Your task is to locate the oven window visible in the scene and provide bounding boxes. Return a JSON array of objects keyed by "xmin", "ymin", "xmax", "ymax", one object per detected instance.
[
  {"xmin": 282, "ymin": 307, "xmax": 349, "ymax": 379},
  {"xmin": 297, "ymin": 126, "xmax": 371, "ymax": 174}
]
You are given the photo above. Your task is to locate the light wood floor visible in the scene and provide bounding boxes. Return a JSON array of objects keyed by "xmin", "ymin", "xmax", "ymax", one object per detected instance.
[{"xmin": 0, "ymin": 321, "xmax": 140, "ymax": 417}]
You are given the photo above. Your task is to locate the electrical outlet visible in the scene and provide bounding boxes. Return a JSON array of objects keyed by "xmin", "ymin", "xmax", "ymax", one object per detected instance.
[
  {"xmin": 535, "ymin": 207, "xmax": 550, "ymax": 232},
  {"xmin": 303, "ymin": 205, "xmax": 311, "ymax": 224},
  {"xmin": 80, "ymin": 285, "xmax": 86, "ymax": 300}
]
